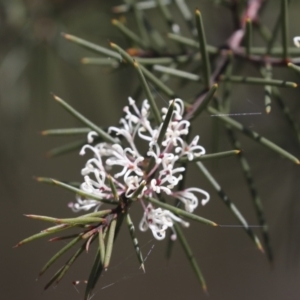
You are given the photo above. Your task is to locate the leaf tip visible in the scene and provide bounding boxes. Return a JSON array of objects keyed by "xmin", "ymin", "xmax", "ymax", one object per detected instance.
[
  {"xmin": 24, "ymin": 214, "xmax": 33, "ymax": 218},
  {"xmin": 61, "ymin": 32, "xmax": 71, "ymax": 40},
  {"xmin": 203, "ymin": 284, "xmax": 209, "ymax": 295},
  {"xmin": 133, "ymin": 60, "xmax": 139, "ymax": 68},
  {"xmin": 35, "ymin": 177, "xmax": 43, "ymax": 182},
  {"xmin": 258, "ymin": 243, "xmax": 265, "ymax": 254},
  {"xmin": 52, "ymin": 94, "xmax": 62, "ymax": 102},
  {"xmin": 111, "ymin": 19, "xmax": 118, "ymax": 25},
  {"xmin": 13, "ymin": 243, "xmax": 21, "ymax": 248},
  {"xmin": 81, "ymin": 58, "xmax": 88, "ymax": 64},
  {"xmin": 109, "ymin": 41, "xmax": 116, "ymax": 48}
]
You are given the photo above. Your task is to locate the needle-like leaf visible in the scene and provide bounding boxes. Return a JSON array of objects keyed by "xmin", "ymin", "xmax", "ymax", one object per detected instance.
[
  {"xmin": 145, "ymin": 196, "xmax": 218, "ymax": 226},
  {"xmin": 207, "ymin": 106, "xmax": 299, "ymax": 164},
  {"xmin": 53, "ymin": 94, "xmax": 118, "ymax": 144},
  {"xmin": 36, "ymin": 177, "xmax": 117, "ymax": 205}
]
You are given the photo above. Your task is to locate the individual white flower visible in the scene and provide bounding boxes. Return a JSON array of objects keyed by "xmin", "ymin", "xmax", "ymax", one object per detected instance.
[
  {"xmin": 173, "ymin": 188, "xmax": 210, "ymax": 212},
  {"xmin": 94, "ymin": 143, "xmax": 114, "ymax": 157},
  {"xmin": 150, "ymin": 178, "xmax": 172, "ymax": 195},
  {"xmin": 139, "ymin": 204, "xmax": 189, "ymax": 240},
  {"xmin": 294, "ymin": 36, "xmax": 300, "ymax": 48},
  {"xmin": 105, "ymin": 144, "xmax": 144, "ymax": 180},
  {"xmin": 175, "ymin": 135, "xmax": 206, "ymax": 161},
  {"xmin": 147, "ymin": 143, "xmax": 163, "ymax": 164},
  {"xmin": 162, "ymin": 119, "xmax": 190, "ymax": 147},
  {"xmin": 159, "ymin": 153, "xmax": 184, "ymax": 187},
  {"xmin": 125, "ymin": 175, "xmax": 146, "ymax": 198},
  {"xmin": 68, "ymin": 195, "xmax": 102, "ymax": 212},
  {"xmin": 80, "ymin": 144, "xmax": 109, "ymax": 180},
  {"xmin": 81, "ymin": 173, "xmax": 110, "ymax": 198}
]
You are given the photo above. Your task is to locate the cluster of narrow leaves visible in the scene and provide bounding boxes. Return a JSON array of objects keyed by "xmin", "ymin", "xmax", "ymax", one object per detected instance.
[{"xmin": 16, "ymin": 0, "xmax": 300, "ymax": 299}]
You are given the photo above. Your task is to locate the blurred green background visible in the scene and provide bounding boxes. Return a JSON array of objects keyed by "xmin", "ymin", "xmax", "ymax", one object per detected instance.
[{"xmin": 1, "ymin": 0, "xmax": 300, "ymax": 299}]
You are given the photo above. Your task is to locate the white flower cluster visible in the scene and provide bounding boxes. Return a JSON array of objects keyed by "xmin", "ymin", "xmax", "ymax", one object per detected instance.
[{"xmin": 69, "ymin": 97, "xmax": 210, "ymax": 240}]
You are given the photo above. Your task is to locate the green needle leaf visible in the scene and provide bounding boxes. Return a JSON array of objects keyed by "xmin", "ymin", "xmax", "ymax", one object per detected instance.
[
  {"xmin": 110, "ymin": 41, "xmax": 175, "ymax": 97},
  {"xmin": 62, "ymin": 33, "xmax": 120, "ymax": 59},
  {"xmin": 179, "ymin": 150, "xmax": 240, "ymax": 163},
  {"xmin": 245, "ymin": 18, "xmax": 252, "ymax": 57},
  {"xmin": 107, "ymin": 175, "xmax": 119, "ymax": 201},
  {"xmin": 46, "ymin": 139, "xmax": 87, "ymax": 158},
  {"xmin": 109, "ymin": 42, "xmax": 162, "ymax": 124},
  {"xmin": 167, "ymin": 33, "xmax": 218, "ymax": 53},
  {"xmin": 111, "ymin": 19, "xmax": 147, "ymax": 48},
  {"xmin": 281, "ymin": 0, "xmax": 289, "ymax": 60},
  {"xmin": 174, "ymin": 223, "xmax": 207, "ymax": 293},
  {"xmin": 43, "ymin": 266, "xmax": 64, "ymax": 291},
  {"xmin": 81, "ymin": 57, "xmax": 119, "ymax": 67},
  {"xmin": 14, "ymin": 224, "xmax": 72, "ymax": 247},
  {"xmin": 53, "ymin": 94, "xmax": 118, "ymax": 144},
  {"xmin": 126, "ymin": 213, "xmax": 145, "ymax": 272},
  {"xmin": 288, "ymin": 62, "xmax": 300, "ymax": 74},
  {"xmin": 272, "ymin": 87, "xmax": 300, "ymax": 145},
  {"xmin": 226, "ymin": 129, "xmax": 273, "ymax": 263},
  {"xmin": 112, "ymin": 0, "xmax": 172, "ymax": 13},
  {"xmin": 219, "ymin": 75, "xmax": 297, "ymax": 88},
  {"xmin": 132, "ymin": 3, "xmax": 151, "ymax": 48},
  {"xmin": 45, "ymin": 238, "xmax": 92, "ymax": 290},
  {"xmin": 134, "ymin": 61, "xmax": 162, "ymax": 124},
  {"xmin": 104, "ymin": 216, "xmax": 117, "ymax": 270},
  {"xmin": 25, "ymin": 214, "xmax": 105, "ymax": 225},
  {"xmin": 157, "ymin": 99, "xmax": 174, "ymax": 145},
  {"xmin": 153, "ymin": 65, "xmax": 200, "ymax": 81},
  {"xmin": 196, "ymin": 161, "xmax": 264, "ymax": 252},
  {"xmin": 82, "ymin": 209, "xmax": 113, "ymax": 219},
  {"xmin": 39, "ymin": 235, "xmax": 82, "ymax": 277},
  {"xmin": 195, "ymin": 9, "xmax": 211, "ymax": 88},
  {"xmin": 41, "ymin": 128, "xmax": 90, "ymax": 136},
  {"xmin": 207, "ymin": 106, "xmax": 300, "ymax": 164},
  {"xmin": 261, "ymin": 63, "xmax": 273, "ymax": 114},
  {"xmin": 145, "ymin": 196, "xmax": 218, "ymax": 226},
  {"xmin": 84, "ymin": 250, "xmax": 103, "ymax": 300},
  {"xmin": 98, "ymin": 226, "xmax": 106, "ymax": 265},
  {"xmin": 36, "ymin": 177, "xmax": 117, "ymax": 205},
  {"xmin": 191, "ymin": 83, "xmax": 218, "ymax": 119},
  {"xmin": 130, "ymin": 180, "xmax": 147, "ymax": 200}
]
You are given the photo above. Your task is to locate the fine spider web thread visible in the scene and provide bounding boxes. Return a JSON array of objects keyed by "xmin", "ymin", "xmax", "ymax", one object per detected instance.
[
  {"xmin": 210, "ymin": 112, "xmax": 262, "ymax": 117},
  {"xmin": 66, "ymin": 222, "xmax": 264, "ymax": 300}
]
